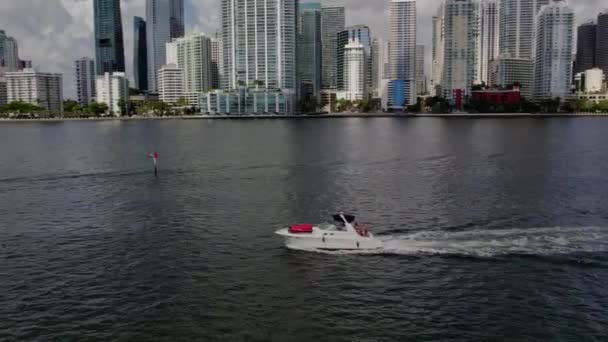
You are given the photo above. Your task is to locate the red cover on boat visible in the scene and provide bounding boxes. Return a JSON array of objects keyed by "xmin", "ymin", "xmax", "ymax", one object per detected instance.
[{"xmin": 290, "ymin": 224, "xmax": 313, "ymax": 233}]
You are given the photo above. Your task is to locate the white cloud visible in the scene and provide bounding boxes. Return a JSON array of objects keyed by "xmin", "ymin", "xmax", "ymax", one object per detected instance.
[{"xmin": 0, "ymin": 0, "xmax": 600, "ymax": 99}]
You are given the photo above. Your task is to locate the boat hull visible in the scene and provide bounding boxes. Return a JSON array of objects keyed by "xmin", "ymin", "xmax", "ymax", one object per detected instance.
[{"xmin": 276, "ymin": 228, "xmax": 383, "ymax": 250}]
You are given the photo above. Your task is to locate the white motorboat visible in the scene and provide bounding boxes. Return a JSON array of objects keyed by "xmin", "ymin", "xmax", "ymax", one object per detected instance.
[{"xmin": 276, "ymin": 213, "xmax": 383, "ymax": 251}]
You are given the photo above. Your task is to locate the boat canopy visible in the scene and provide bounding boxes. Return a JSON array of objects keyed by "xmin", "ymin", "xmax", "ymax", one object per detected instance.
[{"xmin": 333, "ymin": 214, "xmax": 355, "ymax": 223}]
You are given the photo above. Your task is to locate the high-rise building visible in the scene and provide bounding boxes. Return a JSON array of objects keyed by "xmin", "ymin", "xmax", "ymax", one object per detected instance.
[
  {"xmin": 75, "ymin": 57, "xmax": 96, "ymax": 105},
  {"xmin": 575, "ymin": 22, "xmax": 596, "ymax": 74},
  {"xmin": 371, "ymin": 38, "xmax": 386, "ymax": 97},
  {"xmin": 597, "ymin": 12, "xmax": 608, "ymax": 75},
  {"xmin": 170, "ymin": 0, "xmax": 185, "ymax": 39},
  {"xmin": 500, "ymin": 0, "xmax": 550, "ymax": 60},
  {"xmin": 389, "ymin": 0, "xmax": 417, "ymax": 105},
  {"xmin": 158, "ymin": 63, "xmax": 184, "ymax": 104},
  {"xmin": 134, "ymin": 16, "xmax": 148, "ymax": 91},
  {"xmin": 93, "ymin": 0, "xmax": 125, "ymax": 75},
  {"xmin": 0, "ymin": 30, "xmax": 20, "ymax": 72},
  {"xmin": 489, "ymin": 55, "xmax": 533, "ymax": 99},
  {"xmin": 321, "ymin": 5, "xmax": 345, "ymax": 90},
  {"xmin": 221, "ymin": 0, "xmax": 297, "ymax": 91},
  {"xmin": 441, "ymin": 0, "xmax": 479, "ymax": 101},
  {"xmin": 166, "ymin": 33, "xmax": 213, "ymax": 93},
  {"xmin": 477, "ymin": 0, "xmax": 499, "ymax": 84},
  {"xmin": 415, "ymin": 45, "xmax": 427, "ymax": 95},
  {"xmin": 5, "ymin": 68, "xmax": 63, "ymax": 114},
  {"xmin": 211, "ymin": 32, "xmax": 224, "ymax": 90},
  {"xmin": 338, "ymin": 38, "xmax": 366, "ymax": 101},
  {"xmin": 337, "ymin": 25, "xmax": 372, "ymax": 94},
  {"xmin": 431, "ymin": 4, "xmax": 445, "ymax": 96},
  {"xmin": 532, "ymin": 0, "xmax": 574, "ymax": 100},
  {"xmin": 147, "ymin": 0, "xmax": 185, "ymax": 92},
  {"xmin": 297, "ymin": 3, "xmax": 322, "ymax": 100},
  {"xmin": 96, "ymin": 72, "xmax": 129, "ymax": 115}
]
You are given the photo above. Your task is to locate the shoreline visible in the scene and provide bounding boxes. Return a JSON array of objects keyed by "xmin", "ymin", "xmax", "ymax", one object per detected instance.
[{"xmin": 1, "ymin": 112, "xmax": 608, "ymax": 123}]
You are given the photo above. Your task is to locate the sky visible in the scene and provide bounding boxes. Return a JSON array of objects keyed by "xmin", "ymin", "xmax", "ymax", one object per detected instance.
[{"xmin": 0, "ymin": 0, "xmax": 602, "ymax": 99}]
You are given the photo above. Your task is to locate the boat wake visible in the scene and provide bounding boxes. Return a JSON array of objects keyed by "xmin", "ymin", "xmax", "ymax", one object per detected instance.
[{"xmin": 288, "ymin": 226, "xmax": 608, "ymax": 257}]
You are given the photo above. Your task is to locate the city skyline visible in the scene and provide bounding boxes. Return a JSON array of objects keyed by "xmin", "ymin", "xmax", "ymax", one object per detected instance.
[{"xmin": 0, "ymin": 0, "xmax": 601, "ymax": 98}]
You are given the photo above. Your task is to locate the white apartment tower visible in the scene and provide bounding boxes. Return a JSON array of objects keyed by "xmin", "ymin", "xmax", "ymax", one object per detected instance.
[
  {"xmin": 341, "ymin": 38, "xmax": 366, "ymax": 101},
  {"xmin": 389, "ymin": 0, "xmax": 417, "ymax": 105},
  {"xmin": 431, "ymin": 4, "xmax": 445, "ymax": 96},
  {"xmin": 532, "ymin": 0, "xmax": 574, "ymax": 100},
  {"xmin": 221, "ymin": 0, "xmax": 297, "ymax": 91},
  {"xmin": 158, "ymin": 63, "xmax": 184, "ymax": 104},
  {"xmin": 96, "ymin": 72, "xmax": 129, "ymax": 116},
  {"xmin": 441, "ymin": 0, "xmax": 479, "ymax": 100},
  {"xmin": 477, "ymin": 0, "xmax": 500, "ymax": 84},
  {"xmin": 5, "ymin": 69, "xmax": 63, "ymax": 114},
  {"xmin": 500, "ymin": 0, "xmax": 551, "ymax": 59},
  {"xmin": 166, "ymin": 33, "xmax": 213, "ymax": 93},
  {"xmin": 75, "ymin": 57, "xmax": 96, "ymax": 105}
]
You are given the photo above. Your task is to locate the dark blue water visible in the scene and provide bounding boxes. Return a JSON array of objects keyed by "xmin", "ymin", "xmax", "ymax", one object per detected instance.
[{"xmin": 1, "ymin": 118, "xmax": 607, "ymax": 341}]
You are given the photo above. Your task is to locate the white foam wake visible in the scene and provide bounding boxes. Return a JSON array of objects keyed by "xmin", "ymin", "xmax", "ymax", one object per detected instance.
[{"xmin": 289, "ymin": 227, "xmax": 608, "ymax": 257}]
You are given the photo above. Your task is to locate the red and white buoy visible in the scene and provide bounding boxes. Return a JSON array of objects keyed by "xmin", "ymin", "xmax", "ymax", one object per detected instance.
[{"xmin": 147, "ymin": 152, "xmax": 159, "ymax": 177}]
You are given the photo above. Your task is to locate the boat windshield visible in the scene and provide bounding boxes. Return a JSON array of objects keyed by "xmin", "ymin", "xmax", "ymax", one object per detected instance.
[{"xmin": 318, "ymin": 222, "xmax": 341, "ymax": 231}]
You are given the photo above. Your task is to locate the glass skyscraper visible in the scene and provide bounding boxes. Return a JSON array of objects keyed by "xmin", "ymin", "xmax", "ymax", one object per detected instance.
[
  {"xmin": 146, "ymin": 0, "xmax": 185, "ymax": 92},
  {"xmin": 133, "ymin": 17, "xmax": 148, "ymax": 91},
  {"xmin": 389, "ymin": 0, "xmax": 416, "ymax": 105},
  {"xmin": 93, "ymin": 0, "xmax": 125, "ymax": 75},
  {"xmin": 297, "ymin": 3, "xmax": 322, "ymax": 99},
  {"xmin": 321, "ymin": 5, "xmax": 345, "ymax": 90}
]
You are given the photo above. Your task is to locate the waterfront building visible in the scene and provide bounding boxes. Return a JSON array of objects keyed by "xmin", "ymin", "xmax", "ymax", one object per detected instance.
[
  {"xmin": 93, "ymin": 0, "xmax": 125, "ymax": 75},
  {"xmin": 199, "ymin": 89, "xmax": 296, "ymax": 115},
  {"xmin": 472, "ymin": 88, "xmax": 522, "ymax": 104},
  {"xmin": 147, "ymin": 0, "xmax": 184, "ymax": 92},
  {"xmin": 575, "ymin": 22, "xmax": 597, "ymax": 74},
  {"xmin": 5, "ymin": 68, "xmax": 63, "ymax": 114},
  {"xmin": 75, "ymin": 57, "xmax": 96, "ymax": 105},
  {"xmin": 0, "ymin": 30, "xmax": 20, "ymax": 72},
  {"xmin": 321, "ymin": 4, "xmax": 345, "ymax": 90},
  {"xmin": 95, "ymin": 72, "xmax": 129, "ymax": 116},
  {"xmin": 134, "ymin": 16, "xmax": 148, "ymax": 91},
  {"xmin": 431, "ymin": 4, "xmax": 444, "ymax": 96},
  {"xmin": 218, "ymin": 0, "xmax": 296, "ymax": 113},
  {"xmin": 477, "ymin": 0, "xmax": 499, "ymax": 84},
  {"xmin": 157, "ymin": 63, "xmax": 184, "ymax": 104},
  {"xmin": 489, "ymin": 55, "xmax": 534, "ymax": 99},
  {"xmin": 389, "ymin": 0, "xmax": 416, "ymax": 105},
  {"xmin": 441, "ymin": 0, "xmax": 479, "ymax": 101},
  {"xmin": 166, "ymin": 33, "xmax": 213, "ymax": 93},
  {"xmin": 532, "ymin": 0, "xmax": 574, "ymax": 101},
  {"xmin": 337, "ymin": 38, "xmax": 366, "ymax": 101},
  {"xmin": 574, "ymin": 68, "xmax": 605, "ymax": 93},
  {"xmin": 500, "ymin": 0, "xmax": 550, "ymax": 60},
  {"xmin": 337, "ymin": 25, "xmax": 371, "ymax": 94},
  {"xmin": 320, "ymin": 89, "xmax": 338, "ymax": 112},
  {"xmin": 597, "ymin": 12, "xmax": 608, "ymax": 75},
  {"xmin": 297, "ymin": 3, "xmax": 322, "ymax": 101},
  {"xmin": 415, "ymin": 45, "xmax": 427, "ymax": 95}
]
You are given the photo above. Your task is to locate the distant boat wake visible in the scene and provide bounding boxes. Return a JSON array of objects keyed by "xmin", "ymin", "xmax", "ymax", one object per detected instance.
[{"xmin": 291, "ymin": 226, "xmax": 608, "ymax": 257}]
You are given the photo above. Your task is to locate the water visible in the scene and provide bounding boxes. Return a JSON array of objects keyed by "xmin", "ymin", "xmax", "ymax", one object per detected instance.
[{"xmin": 0, "ymin": 118, "xmax": 607, "ymax": 341}]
